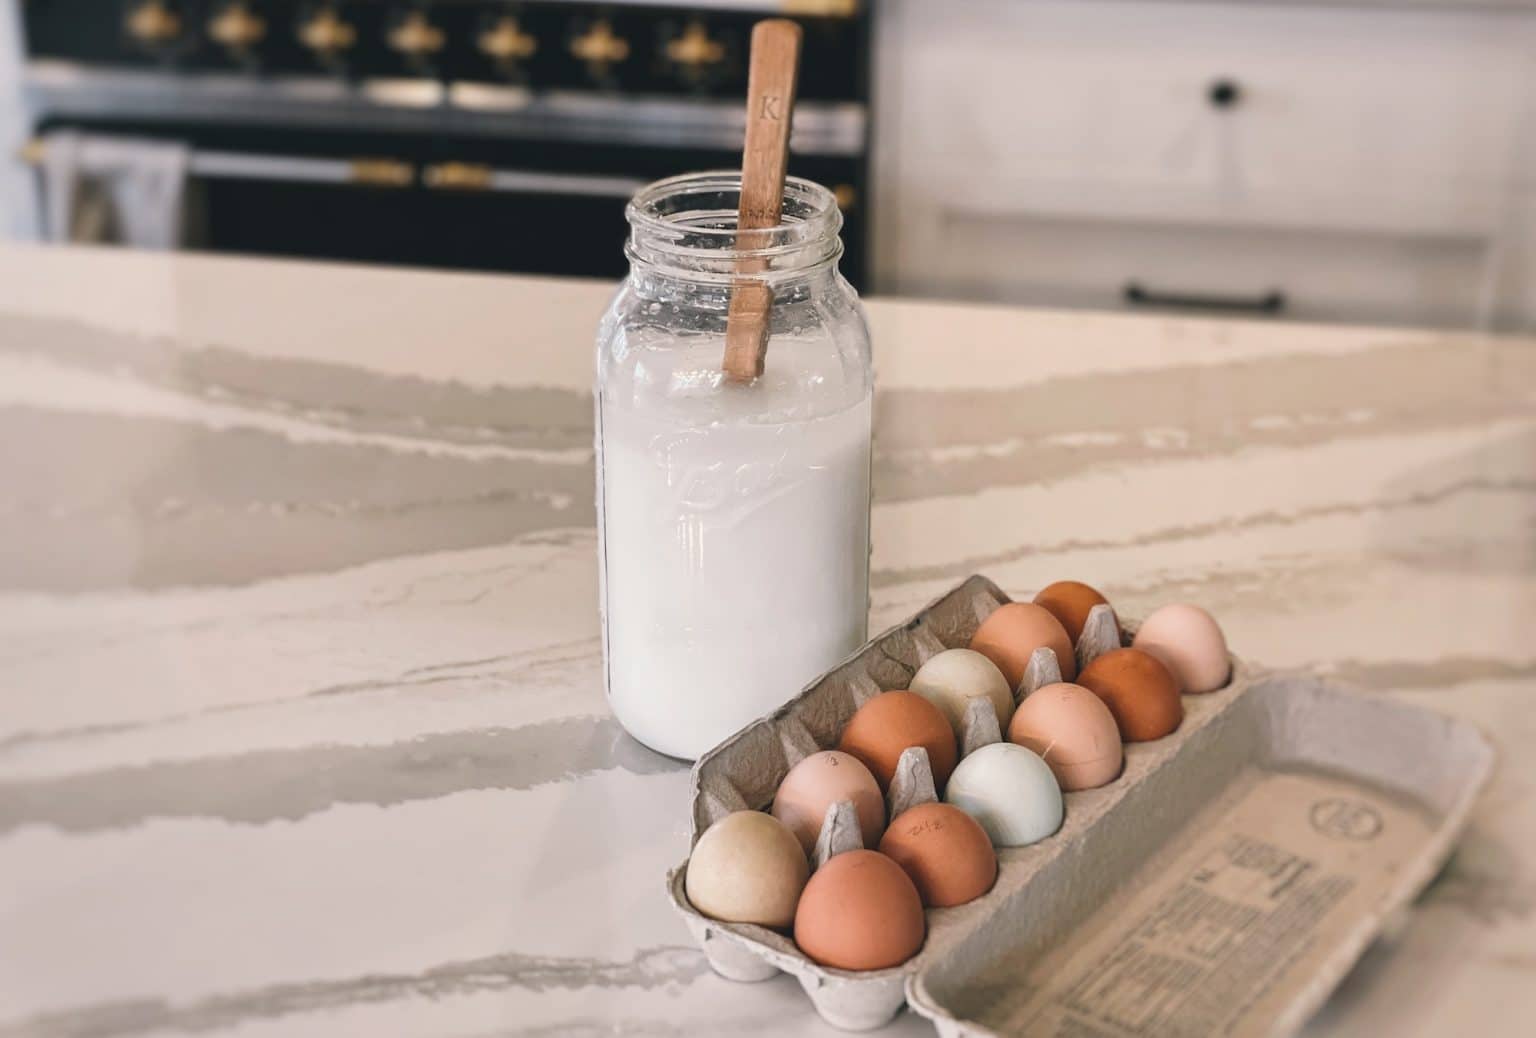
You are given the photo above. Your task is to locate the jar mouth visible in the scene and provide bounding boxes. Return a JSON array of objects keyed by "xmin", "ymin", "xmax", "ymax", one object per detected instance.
[{"xmin": 625, "ymin": 170, "xmax": 843, "ymax": 279}]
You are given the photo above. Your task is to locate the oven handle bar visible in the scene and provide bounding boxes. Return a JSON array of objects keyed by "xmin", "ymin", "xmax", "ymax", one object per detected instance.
[
  {"xmin": 19, "ymin": 137, "xmax": 646, "ymax": 197},
  {"xmin": 196, "ymin": 152, "xmax": 413, "ymax": 187},
  {"xmin": 421, "ymin": 162, "xmax": 645, "ymax": 197},
  {"xmin": 19, "ymin": 137, "xmax": 414, "ymax": 187}
]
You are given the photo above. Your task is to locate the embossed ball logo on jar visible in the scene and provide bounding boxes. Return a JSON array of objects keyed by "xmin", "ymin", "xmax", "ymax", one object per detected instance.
[{"xmin": 651, "ymin": 428, "xmax": 793, "ymax": 515}]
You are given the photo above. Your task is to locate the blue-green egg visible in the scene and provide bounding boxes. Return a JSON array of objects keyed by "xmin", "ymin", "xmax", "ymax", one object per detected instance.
[{"xmin": 944, "ymin": 743, "xmax": 1063, "ymax": 847}]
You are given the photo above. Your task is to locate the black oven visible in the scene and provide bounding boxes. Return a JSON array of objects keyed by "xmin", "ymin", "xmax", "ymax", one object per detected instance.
[{"xmin": 18, "ymin": 1, "xmax": 872, "ymax": 286}]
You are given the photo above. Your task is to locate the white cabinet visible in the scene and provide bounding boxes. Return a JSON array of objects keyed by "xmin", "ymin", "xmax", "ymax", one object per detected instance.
[{"xmin": 871, "ymin": 0, "xmax": 1536, "ymax": 330}]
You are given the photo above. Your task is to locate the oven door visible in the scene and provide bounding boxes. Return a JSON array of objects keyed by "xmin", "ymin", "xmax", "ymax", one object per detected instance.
[{"xmin": 29, "ymin": 118, "xmax": 869, "ymax": 287}]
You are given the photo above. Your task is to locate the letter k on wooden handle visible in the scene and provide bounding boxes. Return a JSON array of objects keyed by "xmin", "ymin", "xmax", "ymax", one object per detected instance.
[{"xmin": 722, "ymin": 19, "xmax": 803, "ymax": 383}]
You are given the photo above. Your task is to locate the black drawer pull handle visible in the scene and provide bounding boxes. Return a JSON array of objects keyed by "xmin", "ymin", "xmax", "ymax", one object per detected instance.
[{"xmin": 1124, "ymin": 282, "xmax": 1286, "ymax": 315}]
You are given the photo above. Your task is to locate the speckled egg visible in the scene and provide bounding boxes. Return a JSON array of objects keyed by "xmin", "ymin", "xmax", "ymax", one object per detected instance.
[
  {"xmin": 1133, "ymin": 603, "xmax": 1231, "ymax": 694},
  {"xmin": 794, "ymin": 850, "xmax": 926, "ymax": 970},
  {"xmin": 1077, "ymin": 648, "xmax": 1183, "ymax": 742},
  {"xmin": 1033, "ymin": 580, "xmax": 1113, "ymax": 645},
  {"xmin": 943, "ymin": 742, "xmax": 1063, "ymax": 847},
  {"xmin": 969, "ymin": 602, "xmax": 1077, "ymax": 688},
  {"xmin": 685, "ymin": 811, "xmax": 808, "ymax": 929},
  {"xmin": 910, "ymin": 648, "xmax": 1015, "ymax": 736},
  {"xmin": 1007, "ymin": 681, "xmax": 1123, "ymax": 791},
  {"xmin": 838, "ymin": 691, "xmax": 958, "ymax": 792},
  {"xmin": 772, "ymin": 750, "xmax": 885, "ymax": 854},
  {"xmin": 879, "ymin": 802, "xmax": 997, "ymax": 907}
]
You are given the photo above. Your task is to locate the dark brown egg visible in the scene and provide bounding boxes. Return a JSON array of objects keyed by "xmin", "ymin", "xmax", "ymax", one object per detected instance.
[
  {"xmin": 1033, "ymin": 580, "xmax": 1113, "ymax": 645},
  {"xmin": 1076, "ymin": 648, "xmax": 1182, "ymax": 742},
  {"xmin": 838, "ymin": 691, "xmax": 958, "ymax": 792},
  {"xmin": 968, "ymin": 602, "xmax": 1076, "ymax": 688}
]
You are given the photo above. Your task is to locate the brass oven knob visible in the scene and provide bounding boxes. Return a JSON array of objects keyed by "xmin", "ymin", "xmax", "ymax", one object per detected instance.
[
  {"xmin": 388, "ymin": 10, "xmax": 446, "ymax": 58},
  {"xmin": 570, "ymin": 19, "xmax": 630, "ymax": 70},
  {"xmin": 208, "ymin": 3, "xmax": 267, "ymax": 51},
  {"xmin": 782, "ymin": 0, "xmax": 860, "ymax": 14},
  {"xmin": 349, "ymin": 159, "xmax": 415, "ymax": 187},
  {"xmin": 479, "ymin": 16, "xmax": 537, "ymax": 62},
  {"xmin": 665, "ymin": 21, "xmax": 725, "ymax": 71},
  {"xmin": 125, "ymin": 0, "xmax": 182, "ymax": 45},
  {"xmin": 298, "ymin": 8, "xmax": 357, "ymax": 57},
  {"xmin": 423, "ymin": 162, "xmax": 494, "ymax": 191}
]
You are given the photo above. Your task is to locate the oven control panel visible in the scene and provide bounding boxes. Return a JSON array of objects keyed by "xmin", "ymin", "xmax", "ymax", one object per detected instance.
[{"xmin": 23, "ymin": 1, "xmax": 868, "ymax": 102}]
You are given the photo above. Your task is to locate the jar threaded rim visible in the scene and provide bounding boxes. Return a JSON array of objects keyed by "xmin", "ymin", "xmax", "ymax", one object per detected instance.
[{"xmin": 625, "ymin": 171, "xmax": 843, "ymax": 281}]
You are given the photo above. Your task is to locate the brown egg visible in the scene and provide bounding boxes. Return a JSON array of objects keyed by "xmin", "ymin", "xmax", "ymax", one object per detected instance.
[
  {"xmin": 1077, "ymin": 648, "xmax": 1183, "ymax": 742},
  {"xmin": 1007, "ymin": 682, "xmax": 1123, "ymax": 791},
  {"xmin": 838, "ymin": 691, "xmax": 958, "ymax": 792},
  {"xmin": 794, "ymin": 849, "xmax": 926, "ymax": 970},
  {"xmin": 969, "ymin": 602, "xmax": 1076, "ymax": 688},
  {"xmin": 878, "ymin": 802, "xmax": 997, "ymax": 907},
  {"xmin": 772, "ymin": 750, "xmax": 885, "ymax": 854},
  {"xmin": 1033, "ymin": 580, "xmax": 1112, "ymax": 645}
]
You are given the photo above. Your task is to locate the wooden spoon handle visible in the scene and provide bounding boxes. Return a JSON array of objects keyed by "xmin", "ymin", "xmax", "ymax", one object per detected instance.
[{"xmin": 722, "ymin": 18, "xmax": 802, "ymax": 383}]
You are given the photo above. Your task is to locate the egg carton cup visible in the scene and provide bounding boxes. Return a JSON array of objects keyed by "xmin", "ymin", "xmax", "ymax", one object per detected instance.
[{"xmin": 665, "ymin": 575, "xmax": 1494, "ymax": 1034}]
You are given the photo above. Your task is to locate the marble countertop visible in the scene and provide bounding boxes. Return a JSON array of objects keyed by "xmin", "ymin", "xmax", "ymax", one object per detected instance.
[{"xmin": 2, "ymin": 243, "xmax": 1535, "ymax": 1037}]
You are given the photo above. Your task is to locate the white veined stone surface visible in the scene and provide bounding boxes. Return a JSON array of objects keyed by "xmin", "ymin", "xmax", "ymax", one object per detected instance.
[{"xmin": 0, "ymin": 243, "xmax": 1534, "ymax": 1036}]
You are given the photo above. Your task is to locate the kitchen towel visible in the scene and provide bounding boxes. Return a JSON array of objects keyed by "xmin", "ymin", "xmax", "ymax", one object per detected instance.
[{"xmin": 40, "ymin": 130, "xmax": 191, "ymax": 250}]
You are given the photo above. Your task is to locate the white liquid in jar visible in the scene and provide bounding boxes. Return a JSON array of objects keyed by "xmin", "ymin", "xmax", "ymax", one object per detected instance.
[{"xmin": 597, "ymin": 335, "xmax": 872, "ymax": 760}]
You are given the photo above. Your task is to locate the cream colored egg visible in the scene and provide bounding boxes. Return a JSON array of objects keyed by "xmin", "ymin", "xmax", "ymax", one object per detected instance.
[
  {"xmin": 684, "ymin": 811, "xmax": 808, "ymax": 928},
  {"xmin": 911, "ymin": 648, "xmax": 1015, "ymax": 735}
]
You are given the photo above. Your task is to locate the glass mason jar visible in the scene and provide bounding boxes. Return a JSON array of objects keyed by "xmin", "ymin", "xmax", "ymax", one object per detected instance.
[{"xmin": 595, "ymin": 171, "xmax": 874, "ymax": 761}]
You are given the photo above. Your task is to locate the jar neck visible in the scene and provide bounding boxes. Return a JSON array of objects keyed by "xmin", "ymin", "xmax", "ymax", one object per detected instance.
[
  {"xmin": 624, "ymin": 171, "xmax": 844, "ymax": 291},
  {"xmin": 629, "ymin": 262, "xmax": 844, "ymax": 312}
]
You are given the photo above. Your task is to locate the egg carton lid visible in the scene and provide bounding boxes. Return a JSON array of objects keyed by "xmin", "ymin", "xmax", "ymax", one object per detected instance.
[{"xmin": 664, "ymin": 575, "xmax": 1495, "ymax": 1034}]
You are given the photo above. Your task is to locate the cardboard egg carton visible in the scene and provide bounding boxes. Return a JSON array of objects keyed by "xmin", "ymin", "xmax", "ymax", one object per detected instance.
[{"xmin": 665, "ymin": 575, "xmax": 1494, "ymax": 1034}]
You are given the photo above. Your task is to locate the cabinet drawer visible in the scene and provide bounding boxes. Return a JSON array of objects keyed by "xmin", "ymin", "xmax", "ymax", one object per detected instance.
[
  {"xmin": 875, "ymin": 0, "xmax": 1536, "ymax": 235},
  {"xmin": 894, "ymin": 212, "xmax": 1489, "ymax": 329}
]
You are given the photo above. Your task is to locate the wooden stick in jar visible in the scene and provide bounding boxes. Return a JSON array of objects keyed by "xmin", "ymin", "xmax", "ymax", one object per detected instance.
[{"xmin": 721, "ymin": 19, "xmax": 803, "ymax": 383}]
